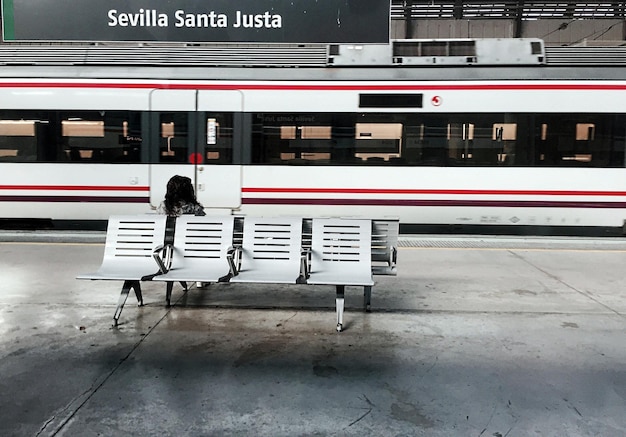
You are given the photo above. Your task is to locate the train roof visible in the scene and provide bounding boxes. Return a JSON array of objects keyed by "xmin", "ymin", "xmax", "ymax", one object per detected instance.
[{"xmin": 1, "ymin": 39, "xmax": 626, "ymax": 81}]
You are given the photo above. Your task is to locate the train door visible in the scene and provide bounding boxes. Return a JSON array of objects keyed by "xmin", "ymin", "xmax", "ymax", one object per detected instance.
[
  {"xmin": 195, "ymin": 90, "xmax": 243, "ymax": 211},
  {"xmin": 148, "ymin": 89, "xmax": 242, "ymax": 212}
]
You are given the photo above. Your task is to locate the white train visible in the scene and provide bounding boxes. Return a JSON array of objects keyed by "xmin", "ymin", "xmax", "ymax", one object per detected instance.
[{"xmin": 1, "ymin": 38, "xmax": 626, "ymax": 233}]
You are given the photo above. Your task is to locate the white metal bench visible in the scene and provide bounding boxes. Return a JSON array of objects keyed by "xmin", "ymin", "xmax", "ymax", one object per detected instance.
[
  {"xmin": 79, "ymin": 215, "xmax": 398, "ymax": 330},
  {"xmin": 76, "ymin": 215, "xmax": 167, "ymax": 325},
  {"xmin": 152, "ymin": 215, "xmax": 236, "ymax": 306},
  {"xmin": 306, "ymin": 218, "xmax": 375, "ymax": 332},
  {"xmin": 230, "ymin": 216, "xmax": 307, "ymax": 284}
]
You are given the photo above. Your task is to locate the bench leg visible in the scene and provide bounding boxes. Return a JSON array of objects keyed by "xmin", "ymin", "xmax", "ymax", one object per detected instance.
[
  {"xmin": 132, "ymin": 281, "xmax": 144, "ymax": 306},
  {"xmin": 113, "ymin": 280, "xmax": 142, "ymax": 326},
  {"xmin": 336, "ymin": 285, "xmax": 345, "ymax": 332},
  {"xmin": 165, "ymin": 282, "xmax": 174, "ymax": 307},
  {"xmin": 165, "ymin": 281, "xmax": 188, "ymax": 307},
  {"xmin": 364, "ymin": 286, "xmax": 372, "ymax": 313}
]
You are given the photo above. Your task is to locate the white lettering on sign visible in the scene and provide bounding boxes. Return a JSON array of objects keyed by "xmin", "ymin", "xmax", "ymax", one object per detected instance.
[
  {"xmin": 174, "ymin": 10, "xmax": 228, "ymax": 28},
  {"xmin": 232, "ymin": 11, "xmax": 283, "ymax": 28},
  {"xmin": 108, "ymin": 9, "xmax": 169, "ymax": 27},
  {"xmin": 107, "ymin": 9, "xmax": 282, "ymax": 29}
]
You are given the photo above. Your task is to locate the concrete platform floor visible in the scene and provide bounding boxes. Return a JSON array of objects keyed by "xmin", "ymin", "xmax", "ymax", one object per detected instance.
[{"xmin": 1, "ymin": 235, "xmax": 626, "ymax": 436}]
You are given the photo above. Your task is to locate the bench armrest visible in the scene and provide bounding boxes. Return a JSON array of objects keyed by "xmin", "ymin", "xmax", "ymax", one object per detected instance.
[
  {"xmin": 300, "ymin": 247, "xmax": 311, "ymax": 279},
  {"xmin": 226, "ymin": 245, "xmax": 240, "ymax": 277},
  {"xmin": 390, "ymin": 246, "xmax": 398, "ymax": 266},
  {"xmin": 153, "ymin": 244, "xmax": 173, "ymax": 274}
]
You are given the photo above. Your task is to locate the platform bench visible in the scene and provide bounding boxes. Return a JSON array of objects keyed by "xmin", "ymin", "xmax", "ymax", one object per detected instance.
[
  {"xmin": 78, "ymin": 214, "xmax": 399, "ymax": 331},
  {"xmin": 76, "ymin": 215, "xmax": 168, "ymax": 325}
]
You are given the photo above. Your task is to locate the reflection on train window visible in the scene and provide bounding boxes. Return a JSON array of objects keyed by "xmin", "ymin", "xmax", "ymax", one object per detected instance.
[
  {"xmin": 251, "ymin": 112, "xmax": 626, "ymax": 168},
  {"xmin": 157, "ymin": 112, "xmax": 233, "ymax": 164},
  {"xmin": 1, "ymin": 109, "xmax": 624, "ymax": 168},
  {"xmin": 63, "ymin": 120, "xmax": 104, "ymax": 160},
  {"xmin": 252, "ymin": 113, "xmax": 408, "ymax": 165},
  {"xmin": 576, "ymin": 123, "xmax": 595, "ymax": 141},
  {"xmin": 537, "ymin": 116, "xmax": 620, "ymax": 167},
  {"xmin": 0, "ymin": 120, "xmax": 37, "ymax": 161},
  {"xmin": 62, "ymin": 112, "xmax": 141, "ymax": 163},
  {"xmin": 160, "ymin": 113, "xmax": 188, "ymax": 163},
  {"xmin": 355, "ymin": 123, "xmax": 402, "ymax": 162},
  {"xmin": 0, "ymin": 110, "xmax": 143, "ymax": 163},
  {"xmin": 202, "ymin": 114, "xmax": 233, "ymax": 164}
]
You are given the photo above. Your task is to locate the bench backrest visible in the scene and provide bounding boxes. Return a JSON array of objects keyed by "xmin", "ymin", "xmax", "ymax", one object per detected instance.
[
  {"xmin": 303, "ymin": 217, "xmax": 398, "ymax": 275},
  {"xmin": 169, "ymin": 215, "xmax": 235, "ymax": 269},
  {"xmin": 310, "ymin": 218, "xmax": 373, "ymax": 279},
  {"xmin": 101, "ymin": 215, "xmax": 167, "ymax": 271},
  {"xmin": 238, "ymin": 216, "xmax": 304, "ymax": 275}
]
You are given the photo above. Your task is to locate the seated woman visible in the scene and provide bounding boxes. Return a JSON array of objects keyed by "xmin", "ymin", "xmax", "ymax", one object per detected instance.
[
  {"xmin": 157, "ymin": 175, "xmax": 207, "ymax": 287},
  {"xmin": 157, "ymin": 175, "xmax": 206, "ymax": 217}
]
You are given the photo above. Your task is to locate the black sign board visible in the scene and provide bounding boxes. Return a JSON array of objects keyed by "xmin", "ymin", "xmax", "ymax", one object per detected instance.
[{"xmin": 2, "ymin": 0, "xmax": 390, "ymax": 43}]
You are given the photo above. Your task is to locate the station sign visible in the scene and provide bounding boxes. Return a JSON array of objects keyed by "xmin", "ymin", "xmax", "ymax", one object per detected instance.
[{"xmin": 2, "ymin": 0, "xmax": 390, "ymax": 43}]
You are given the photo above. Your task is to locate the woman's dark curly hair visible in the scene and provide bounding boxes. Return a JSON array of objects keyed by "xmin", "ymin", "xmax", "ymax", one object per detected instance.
[{"xmin": 163, "ymin": 175, "xmax": 200, "ymax": 213}]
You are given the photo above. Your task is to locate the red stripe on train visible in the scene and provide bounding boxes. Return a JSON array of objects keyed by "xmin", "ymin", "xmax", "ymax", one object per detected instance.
[
  {"xmin": 0, "ymin": 185, "xmax": 149, "ymax": 191},
  {"xmin": 242, "ymin": 188, "xmax": 626, "ymax": 197},
  {"xmin": 0, "ymin": 195, "xmax": 148, "ymax": 203},
  {"xmin": 0, "ymin": 82, "xmax": 626, "ymax": 91},
  {"xmin": 241, "ymin": 198, "xmax": 626, "ymax": 209}
]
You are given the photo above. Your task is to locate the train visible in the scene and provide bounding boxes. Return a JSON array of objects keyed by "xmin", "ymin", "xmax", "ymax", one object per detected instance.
[{"xmin": 1, "ymin": 38, "xmax": 626, "ymax": 234}]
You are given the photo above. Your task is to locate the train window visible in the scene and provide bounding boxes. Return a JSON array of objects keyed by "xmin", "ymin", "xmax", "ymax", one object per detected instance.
[
  {"xmin": 155, "ymin": 112, "xmax": 233, "ymax": 164},
  {"xmin": 355, "ymin": 123, "xmax": 402, "ymax": 161},
  {"xmin": 252, "ymin": 113, "xmax": 338, "ymax": 164},
  {"xmin": 63, "ymin": 120, "xmax": 103, "ymax": 160},
  {"xmin": 60, "ymin": 111, "xmax": 142, "ymax": 163},
  {"xmin": 159, "ymin": 113, "xmax": 188, "ymax": 163},
  {"xmin": 0, "ymin": 110, "xmax": 144, "ymax": 163},
  {"xmin": 0, "ymin": 120, "xmax": 37, "ymax": 161},
  {"xmin": 247, "ymin": 111, "xmax": 626, "ymax": 168},
  {"xmin": 275, "ymin": 126, "xmax": 331, "ymax": 161},
  {"xmin": 537, "ymin": 115, "xmax": 624, "ymax": 167},
  {"xmin": 201, "ymin": 113, "xmax": 233, "ymax": 164},
  {"xmin": 253, "ymin": 113, "xmax": 409, "ymax": 164}
]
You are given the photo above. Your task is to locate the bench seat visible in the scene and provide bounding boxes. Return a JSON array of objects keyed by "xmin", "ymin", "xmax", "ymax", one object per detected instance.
[
  {"xmin": 306, "ymin": 218, "xmax": 374, "ymax": 331},
  {"xmin": 230, "ymin": 216, "xmax": 306, "ymax": 284},
  {"xmin": 77, "ymin": 215, "xmax": 167, "ymax": 325},
  {"xmin": 152, "ymin": 215, "xmax": 236, "ymax": 306}
]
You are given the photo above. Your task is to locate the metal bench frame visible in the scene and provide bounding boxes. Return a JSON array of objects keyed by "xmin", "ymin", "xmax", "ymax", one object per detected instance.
[
  {"xmin": 76, "ymin": 215, "xmax": 167, "ymax": 325},
  {"xmin": 79, "ymin": 215, "xmax": 399, "ymax": 331},
  {"xmin": 371, "ymin": 219, "xmax": 399, "ymax": 276}
]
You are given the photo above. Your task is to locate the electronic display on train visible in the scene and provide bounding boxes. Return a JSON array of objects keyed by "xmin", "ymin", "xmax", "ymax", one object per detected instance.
[{"xmin": 2, "ymin": 0, "xmax": 390, "ymax": 43}]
